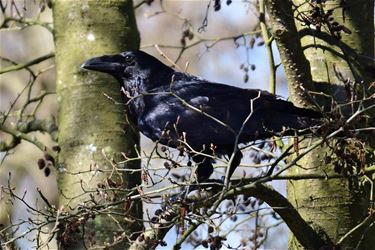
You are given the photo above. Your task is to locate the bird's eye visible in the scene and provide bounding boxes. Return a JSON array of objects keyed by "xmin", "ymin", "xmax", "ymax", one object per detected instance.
[{"xmin": 124, "ymin": 55, "xmax": 133, "ymax": 63}]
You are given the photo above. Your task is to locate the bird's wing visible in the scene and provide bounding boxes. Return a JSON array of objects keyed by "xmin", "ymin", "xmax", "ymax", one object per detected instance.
[
  {"xmin": 139, "ymin": 75, "xmax": 273, "ymax": 151},
  {"xmin": 171, "ymin": 79, "xmax": 272, "ymax": 138},
  {"xmin": 138, "ymin": 73, "xmax": 321, "ymax": 152}
]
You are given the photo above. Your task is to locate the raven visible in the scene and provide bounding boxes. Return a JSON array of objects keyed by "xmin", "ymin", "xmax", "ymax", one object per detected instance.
[{"xmin": 82, "ymin": 50, "xmax": 321, "ymax": 182}]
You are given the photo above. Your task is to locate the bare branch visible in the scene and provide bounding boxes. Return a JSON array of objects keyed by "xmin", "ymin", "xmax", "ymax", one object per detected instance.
[
  {"xmin": 130, "ymin": 182, "xmax": 329, "ymax": 250},
  {"xmin": 265, "ymin": 0, "xmax": 315, "ymax": 107},
  {"xmin": 337, "ymin": 213, "xmax": 375, "ymax": 248},
  {"xmin": 0, "ymin": 122, "xmax": 56, "ymax": 158},
  {"xmin": 0, "ymin": 53, "xmax": 54, "ymax": 74}
]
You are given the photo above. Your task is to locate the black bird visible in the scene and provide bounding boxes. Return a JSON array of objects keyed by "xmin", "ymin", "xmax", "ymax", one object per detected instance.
[{"xmin": 81, "ymin": 50, "xmax": 322, "ymax": 182}]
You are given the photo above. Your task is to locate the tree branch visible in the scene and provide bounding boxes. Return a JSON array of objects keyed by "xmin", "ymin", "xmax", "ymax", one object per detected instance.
[
  {"xmin": 129, "ymin": 182, "xmax": 329, "ymax": 249},
  {"xmin": 265, "ymin": 0, "xmax": 315, "ymax": 107},
  {"xmin": 17, "ymin": 119, "xmax": 58, "ymax": 141},
  {"xmin": 234, "ymin": 183, "xmax": 329, "ymax": 249},
  {"xmin": 336, "ymin": 213, "xmax": 375, "ymax": 247},
  {"xmin": 0, "ymin": 53, "xmax": 54, "ymax": 74},
  {"xmin": 1, "ymin": 17, "xmax": 53, "ymax": 32},
  {"xmin": 0, "ymin": 122, "xmax": 56, "ymax": 158},
  {"xmin": 259, "ymin": 0, "xmax": 276, "ymax": 94},
  {"xmin": 0, "ymin": 119, "xmax": 58, "ymax": 152}
]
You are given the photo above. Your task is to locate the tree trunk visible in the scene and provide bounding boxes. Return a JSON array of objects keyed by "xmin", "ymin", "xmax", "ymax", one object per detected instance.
[
  {"xmin": 52, "ymin": 1, "xmax": 141, "ymax": 248},
  {"xmin": 267, "ymin": 0, "xmax": 374, "ymax": 249}
]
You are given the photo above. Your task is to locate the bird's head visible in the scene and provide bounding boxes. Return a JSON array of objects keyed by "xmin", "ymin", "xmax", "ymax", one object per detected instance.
[{"xmin": 81, "ymin": 50, "xmax": 174, "ymax": 90}]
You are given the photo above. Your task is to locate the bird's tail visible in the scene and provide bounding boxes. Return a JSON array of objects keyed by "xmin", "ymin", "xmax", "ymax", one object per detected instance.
[
  {"xmin": 288, "ymin": 105, "xmax": 323, "ymax": 119},
  {"xmin": 265, "ymin": 100, "xmax": 323, "ymax": 134}
]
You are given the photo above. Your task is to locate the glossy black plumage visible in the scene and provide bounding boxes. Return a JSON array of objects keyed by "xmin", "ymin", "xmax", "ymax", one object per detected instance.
[{"xmin": 82, "ymin": 50, "xmax": 322, "ymax": 182}]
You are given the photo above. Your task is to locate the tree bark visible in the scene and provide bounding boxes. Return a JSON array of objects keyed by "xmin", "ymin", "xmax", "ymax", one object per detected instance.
[
  {"xmin": 52, "ymin": 0, "xmax": 141, "ymax": 248},
  {"xmin": 267, "ymin": 0, "xmax": 374, "ymax": 249}
]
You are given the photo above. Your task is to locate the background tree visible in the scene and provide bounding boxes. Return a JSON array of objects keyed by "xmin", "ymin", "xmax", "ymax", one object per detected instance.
[
  {"xmin": 53, "ymin": 0, "xmax": 142, "ymax": 248},
  {"xmin": 0, "ymin": 0, "xmax": 374, "ymax": 249},
  {"xmin": 266, "ymin": 0, "xmax": 375, "ymax": 248}
]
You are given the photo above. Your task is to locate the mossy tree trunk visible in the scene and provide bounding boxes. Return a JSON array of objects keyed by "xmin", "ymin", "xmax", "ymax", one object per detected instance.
[
  {"xmin": 267, "ymin": 0, "xmax": 374, "ymax": 249},
  {"xmin": 52, "ymin": 1, "xmax": 142, "ymax": 249}
]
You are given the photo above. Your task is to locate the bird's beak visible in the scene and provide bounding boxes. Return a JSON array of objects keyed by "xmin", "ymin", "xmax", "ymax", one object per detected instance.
[{"xmin": 81, "ymin": 55, "xmax": 123, "ymax": 74}]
